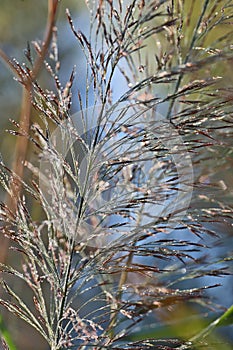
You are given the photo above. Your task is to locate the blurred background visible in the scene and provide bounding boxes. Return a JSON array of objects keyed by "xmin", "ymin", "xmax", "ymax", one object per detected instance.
[{"xmin": 0, "ymin": 1, "xmax": 233, "ymax": 349}]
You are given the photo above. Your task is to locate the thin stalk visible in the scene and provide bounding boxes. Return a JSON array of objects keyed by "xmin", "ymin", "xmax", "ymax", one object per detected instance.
[
  {"xmin": 106, "ymin": 249, "xmax": 134, "ymax": 342},
  {"xmin": 54, "ymin": 154, "xmax": 92, "ymax": 346},
  {"xmin": 54, "ymin": 244, "xmax": 75, "ymax": 349}
]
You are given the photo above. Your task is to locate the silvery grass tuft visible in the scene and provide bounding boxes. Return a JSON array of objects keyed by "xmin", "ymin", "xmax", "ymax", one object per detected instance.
[{"xmin": 0, "ymin": 0, "xmax": 233, "ymax": 349}]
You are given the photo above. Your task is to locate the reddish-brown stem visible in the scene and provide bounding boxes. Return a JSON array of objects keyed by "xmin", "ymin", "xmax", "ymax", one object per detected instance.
[{"xmin": 0, "ymin": 0, "xmax": 59, "ymax": 264}]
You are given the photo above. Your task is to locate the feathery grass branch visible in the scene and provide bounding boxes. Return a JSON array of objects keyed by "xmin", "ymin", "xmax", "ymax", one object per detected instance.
[{"xmin": 0, "ymin": 0, "xmax": 59, "ymax": 265}]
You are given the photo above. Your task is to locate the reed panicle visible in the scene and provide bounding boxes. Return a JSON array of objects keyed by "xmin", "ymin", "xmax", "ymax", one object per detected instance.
[{"xmin": 0, "ymin": 1, "xmax": 233, "ymax": 349}]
